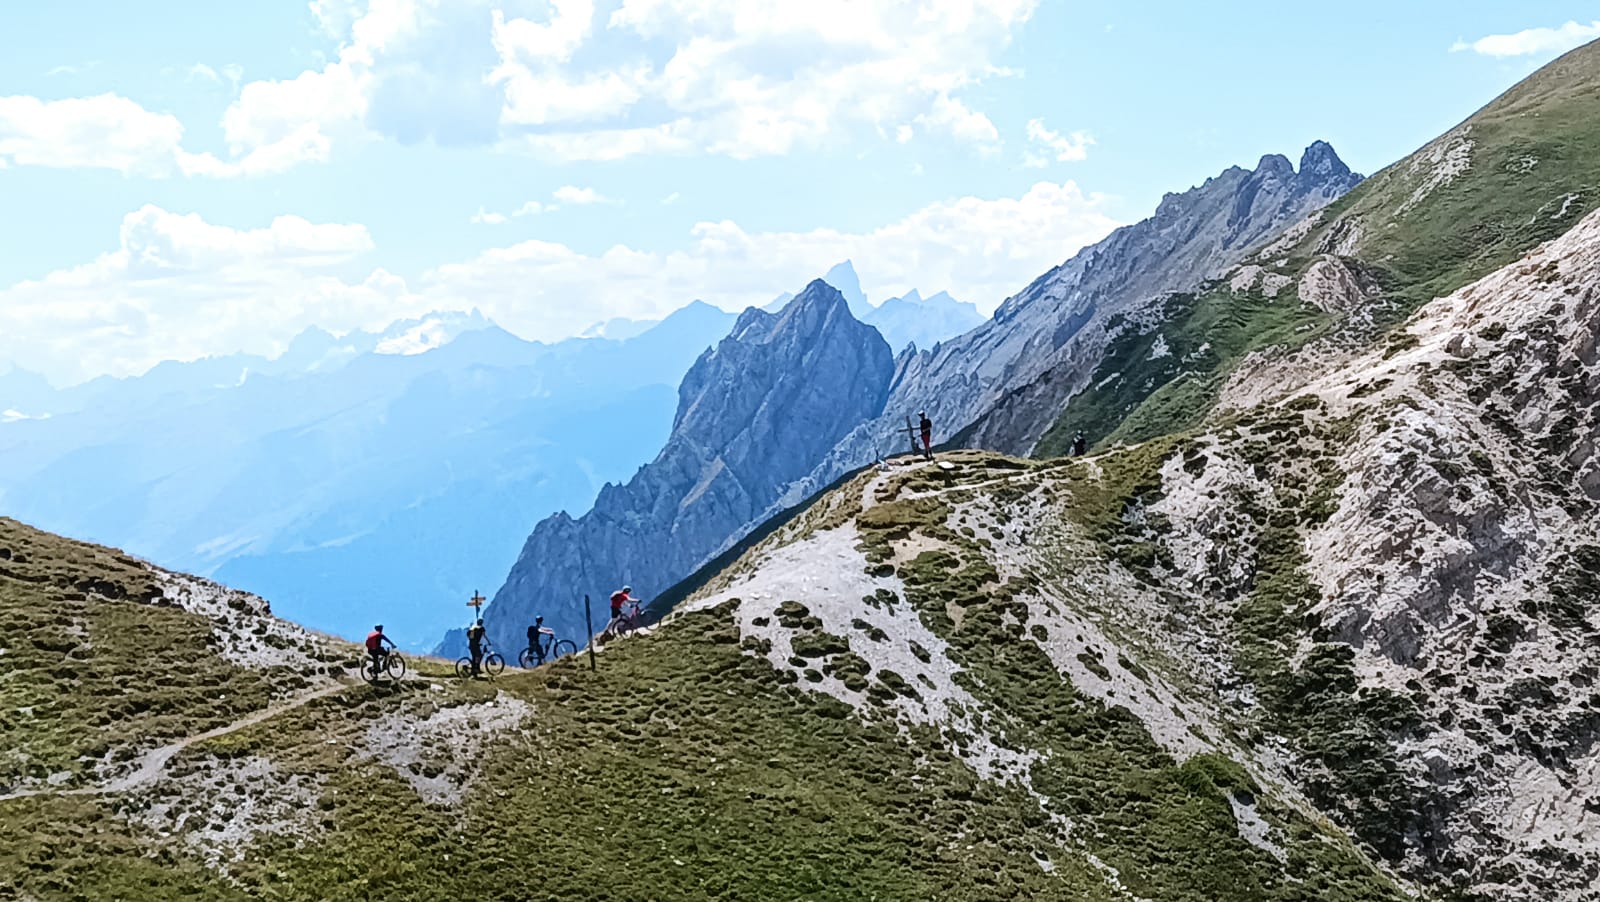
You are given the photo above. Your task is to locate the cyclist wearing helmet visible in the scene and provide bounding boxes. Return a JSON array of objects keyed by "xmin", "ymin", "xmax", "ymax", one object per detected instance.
[
  {"xmin": 607, "ymin": 585, "xmax": 637, "ymax": 635},
  {"xmin": 466, "ymin": 618, "xmax": 487, "ymax": 676},
  {"xmin": 365, "ymin": 624, "xmax": 396, "ymax": 673}
]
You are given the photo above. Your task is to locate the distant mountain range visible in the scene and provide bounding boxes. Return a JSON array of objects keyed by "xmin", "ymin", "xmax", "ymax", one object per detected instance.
[
  {"xmin": 766, "ymin": 260, "xmax": 984, "ymax": 352},
  {"xmin": 0, "ymin": 303, "xmax": 738, "ymax": 647},
  {"xmin": 0, "ymin": 255, "xmax": 986, "ymax": 650}
]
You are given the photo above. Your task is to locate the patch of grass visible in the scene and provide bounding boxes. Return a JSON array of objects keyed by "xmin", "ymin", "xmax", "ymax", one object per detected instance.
[
  {"xmin": 0, "ymin": 519, "xmax": 309, "ymax": 791},
  {"xmin": 1036, "ymin": 288, "xmax": 1331, "ymax": 458},
  {"xmin": 887, "ymin": 503, "xmax": 1402, "ymax": 902},
  {"xmin": 1219, "ymin": 426, "xmax": 1438, "ymax": 865}
]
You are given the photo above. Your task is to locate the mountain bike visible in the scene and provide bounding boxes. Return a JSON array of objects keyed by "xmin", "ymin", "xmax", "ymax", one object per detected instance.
[
  {"xmin": 519, "ymin": 630, "xmax": 578, "ymax": 668},
  {"xmin": 602, "ymin": 601, "xmax": 644, "ymax": 641},
  {"xmin": 360, "ymin": 650, "xmax": 406, "ymax": 683},
  {"xmin": 456, "ymin": 641, "xmax": 505, "ymax": 679}
]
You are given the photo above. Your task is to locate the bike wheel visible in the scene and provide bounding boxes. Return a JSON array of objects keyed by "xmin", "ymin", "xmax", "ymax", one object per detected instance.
[
  {"xmin": 360, "ymin": 659, "xmax": 379, "ymax": 683},
  {"xmin": 485, "ymin": 653, "xmax": 505, "ymax": 676},
  {"xmin": 553, "ymin": 639, "xmax": 578, "ymax": 659},
  {"xmin": 455, "ymin": 657, "xmax": 473, "ymax": 679},
  {"xmin": 386, "ymin": 654, "xmax": 406, "ymax": 680},
  {"xmin": 519, "ymin": 648, "xmax": 535, "ymax": 669}
]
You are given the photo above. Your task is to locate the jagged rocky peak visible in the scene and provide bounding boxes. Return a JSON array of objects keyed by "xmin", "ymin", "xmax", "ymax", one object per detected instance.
[
  {"xmin": 474, "ymin": 275, "xmax": 893, "ymax": 652},
  {"xmin": 1255, "ymin": 152, "xmax": 1295, "ymax": 177},
  {"xmin": 1300, "ymin": 139, "xmax": 1353, "ymax": 179}
]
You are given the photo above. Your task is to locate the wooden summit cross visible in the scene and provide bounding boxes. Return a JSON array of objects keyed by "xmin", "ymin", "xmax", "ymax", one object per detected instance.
[
  {"xmin": 901, "ymin": 415, "xmax": 921, "ymax": 456},
  {"xmin": 467, "ymin": 590, "xmax": 487, "ymax": 618}
]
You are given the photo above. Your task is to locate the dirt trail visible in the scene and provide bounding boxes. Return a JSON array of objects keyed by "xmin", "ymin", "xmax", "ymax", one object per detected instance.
[{"xmin": 0, "ymin": 680, "xmax": 351, "ymax": 803}]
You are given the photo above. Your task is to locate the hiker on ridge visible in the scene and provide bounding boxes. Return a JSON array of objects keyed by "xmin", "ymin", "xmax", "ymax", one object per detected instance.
[
  {"xmin": 919, "ymin": 411, "xmax": 934, "ymax": 461},
  {"xmin": 466, "ymin": 618, "xmax": 487, "ymax": 676},
  {"xmin": 1071, "ymin": 430, "xmax": 1088, "ymax": 457}
]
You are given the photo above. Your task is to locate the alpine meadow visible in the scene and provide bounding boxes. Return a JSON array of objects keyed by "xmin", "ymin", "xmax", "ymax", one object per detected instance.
[{"xmin": 4, "ymin": 6, "xmax": 1600, "ymax": 902}]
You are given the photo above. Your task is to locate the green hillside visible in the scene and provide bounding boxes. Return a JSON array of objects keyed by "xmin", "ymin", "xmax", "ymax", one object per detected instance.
[
  {"xmin": 0, "ymin": 507, "xmax": 1400, "ymax": 901},
  {"xmin": 1037, "ymin": 38, "xmax": 1600, "ymax": 456}
]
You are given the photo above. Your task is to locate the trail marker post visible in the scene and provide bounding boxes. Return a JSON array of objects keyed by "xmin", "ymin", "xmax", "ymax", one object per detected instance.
[{"xmin": 584, "ymin": 594, "xmax": 597, "ymax": 672}]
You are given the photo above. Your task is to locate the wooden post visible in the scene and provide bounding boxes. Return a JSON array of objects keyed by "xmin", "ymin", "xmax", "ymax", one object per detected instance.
[
  {"xmin": 904, "ymin": 415, "xmax": 919, "ymax": 456},
  {"xmin": 584, "ymin": 594, "xmax": 597, "ymax": 672},
  {"xmin": 467, "ymin": 590, "xmax": 486, "ymax": 619}
]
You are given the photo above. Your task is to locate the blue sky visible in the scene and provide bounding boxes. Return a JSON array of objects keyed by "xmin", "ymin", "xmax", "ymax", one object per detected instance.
[{"xmin": 2, "ymin": 1, "xmax": 1597, "ymax": 384}]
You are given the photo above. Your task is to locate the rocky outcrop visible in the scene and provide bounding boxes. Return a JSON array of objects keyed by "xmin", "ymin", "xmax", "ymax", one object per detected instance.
[
  {"xmin": 1147, "ymin": 208, "xmax": 1600, "ymax": 898},
  {"xmin": 474, "ymin": 280, "xmax": 894, "ymax": 649},
  {"xmin": 765, "ymin": 143, "xmax": 1363, "ymax": 511}
]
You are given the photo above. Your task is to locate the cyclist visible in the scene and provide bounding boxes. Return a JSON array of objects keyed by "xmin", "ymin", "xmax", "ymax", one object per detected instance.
[
  {"xmin": 366, "ymin": 624, "xmax": 396, "ymax": 674},
  {"xmin": 467, "ymin": 618, "xmax": 487, "ymax": 676},
  {"xmin": 607, "ymin": 586, "xmax": 638, "ymax": 635},
  {"xmin": 527, "ymin": 616, "xmax": 553, "ymax": 665}
]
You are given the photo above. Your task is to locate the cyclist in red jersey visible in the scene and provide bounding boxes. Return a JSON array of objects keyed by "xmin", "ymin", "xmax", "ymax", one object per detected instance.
[{"xmin": 365, "ymin": 624, "xmax": 396, "ymax": 673}]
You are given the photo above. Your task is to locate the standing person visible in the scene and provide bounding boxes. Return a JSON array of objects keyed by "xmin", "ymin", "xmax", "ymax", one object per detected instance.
[
  {"xmin": 918, "ymin": 411, "xmax": 934, "ymax": 461},
  {"xmin": 466, "ymin": 618, "xmax": 487, "ymax": 676},
  {"xmin": 1071, "ymin": 430, "xmax": 1088, "ymax": 457},
  {"xmin": 528, "ymin": 616, "xmax": 550, "ymax": 665}
]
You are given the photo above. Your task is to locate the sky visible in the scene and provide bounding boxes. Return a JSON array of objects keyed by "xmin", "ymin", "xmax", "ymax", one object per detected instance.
[{"xmin": 1, "ymin": 1, "xmax": 1598, "ymax": 385}]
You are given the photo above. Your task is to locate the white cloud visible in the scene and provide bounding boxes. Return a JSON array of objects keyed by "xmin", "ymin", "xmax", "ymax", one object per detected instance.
[
  {"xmin": 552, "ymin": 185, "xmax": 611, "ymax": 205},
  {"xmin": 661, "ymin": 191, "xmax": 680, "ymax": 205},
  {"xmin": 1023, "ymin": 118, "xmax": 1093, "ymax": 167},
  {"xmin": 0, "ymin": 92, "xmax": 324, "ymax": 177},
  {"xmin": 1450, "ymin": 20, "xmax": 1600, "ymax": 57},
  {"xmin": 187, "ymin": 62, "xmax": 245, "ymax": 89},
  {"xmin": 470, "ymin": 189, "xmax": 604, "ymax": 224},
  {"xmin": 3, "ymin": 182, "xmax": 1120, "ymax": 383},
  {"xmin": 246, "ymin": 0, "xmax": 1037, "ymax": 165},
  {"xmin": 0, "ymin": 206, "xmax": 402, "ymax": 383},
  {"xmin": 45, "ymin": 62, "xmax": 99, "ymax": 77},
  {"xmin": 421, "ymin": 178, "xmax": 1119, "ymax": 337},
  {"xmin": 915, "ymin": 95, "xmax": 1000, "ymax": 148},
  {"xmin": 6, "ymin": 0, "xmax": 1040, "ymax": 173}
]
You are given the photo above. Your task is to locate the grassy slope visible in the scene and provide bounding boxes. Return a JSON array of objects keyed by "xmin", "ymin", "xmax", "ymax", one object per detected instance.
[
  {"xmin": 0, "ymin": 518, "xmax": 335, "ymax": 791},
  {"xmin": 1037, "ymin": 38, "xmax": 1600, "ymax": 457},
  {"xmin": 3, "ymin": 497, "xmax": 1403, "ymax": 901}
]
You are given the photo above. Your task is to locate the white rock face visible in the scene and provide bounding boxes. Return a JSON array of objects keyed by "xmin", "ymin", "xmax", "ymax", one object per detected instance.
[
  {"xmin": 1154, "ymin": 207, "xmax": 1600, "ymax": 898},
  {"xmin": 362, "ymin": 693, "xmax": 534, "ymax": 806},
  {"xmin": 157, "ymin": 572, "xmax": 332, "ymax": 672},
  {"xmin": 680, "ymin": 208, "xmax": 1600, "ymax": 900},
  {"xmin": 1298, "ymin": 256, "xmax": 1376, "ymax": 313},
  {"xmin": 123, "ymin": 755, "xmax": 325, "ymax": 866}
]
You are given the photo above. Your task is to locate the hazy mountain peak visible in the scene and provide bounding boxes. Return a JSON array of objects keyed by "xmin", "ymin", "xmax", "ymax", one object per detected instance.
[
  {"xmin": 374, "ymin": 309, "xmax": 492, "ymax": 356},
  {"xmin": 821, "ymin": 260, "xmax": 871, "ymax": 317}
]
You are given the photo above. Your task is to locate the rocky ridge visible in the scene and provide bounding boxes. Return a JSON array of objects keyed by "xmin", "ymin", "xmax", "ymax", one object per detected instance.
[
  {"xmin": 661, "ymin": 205, "xmax": 1600, "ymax": 899},
  {"xmin": 767, "ymin": 143, "xmax": 1362, "ymax": 512},
  {"xmin": 474, "ymin": 279, "xmax": 894, "ymax": 650}
]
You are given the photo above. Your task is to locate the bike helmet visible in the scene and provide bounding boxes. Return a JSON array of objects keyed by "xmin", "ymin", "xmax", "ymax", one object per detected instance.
[
  {"xmin": 622, "ymin": 585, "xmax": 632, "ymax": 594},
  {"xmin": 535, "ymin": 616, "xmax": 544, "ymax": 623},
  {"xmin": 374, "ymin": 624, "xmax": 384, "ymax": 631}
]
